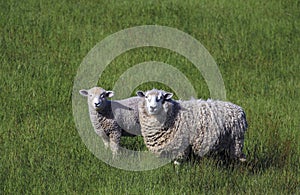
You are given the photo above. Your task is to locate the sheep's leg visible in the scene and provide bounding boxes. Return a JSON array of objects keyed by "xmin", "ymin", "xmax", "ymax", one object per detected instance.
[
  {"xmin": 173, "ymin": 146, "xmax": 191, "ymax": 174},
  {"xmin": 173, "ymin": 155, "xmax": 186, "ymax": 174},
  {"xmin": 173, "ymin": 156, "xmax": 185, "ymax": 166},
  {"xmin": 100, "ymin": 132, "xmax": 109, "ymax": 149},
  {"xmin": 231, "ymin": 135, "xmax": 246, "ymax": 162},
  {"xmin": 109, "ymin": 132, "xmax": 121, "ymax": 158},
  {"xmin": 176, "ymin": 145, "xmax": 191, "ymax": 163},
  {"xmin": 99, "ymin": 130, "xmax": 110, "ymax": 149},
  {"xmin": 173, "ymin": 160, "xmax": 182, "ymax": 174}
]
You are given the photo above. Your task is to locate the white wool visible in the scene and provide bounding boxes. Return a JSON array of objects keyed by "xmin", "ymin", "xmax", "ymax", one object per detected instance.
[{"xmin": 137, "ymin": 89, "xmax": 248, "ymax": 163}]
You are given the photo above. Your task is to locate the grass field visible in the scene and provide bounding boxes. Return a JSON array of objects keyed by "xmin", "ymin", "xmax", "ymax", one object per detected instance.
[{"xmin": 1, "ymin": 0, "xmax": 299, "ymax": 194}]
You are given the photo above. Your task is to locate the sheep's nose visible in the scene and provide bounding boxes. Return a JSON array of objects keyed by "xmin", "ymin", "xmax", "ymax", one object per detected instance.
[
  {"xmin": 150, "ymin": 106, "xmax": 156, "ymax": 110},
  {"xmin": 95, "ymin": 102, "xmax": 101, "ymax": 107}
]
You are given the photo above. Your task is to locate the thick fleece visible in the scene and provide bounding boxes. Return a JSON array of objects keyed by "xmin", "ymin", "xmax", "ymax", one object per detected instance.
[{"xmin": 137, "ymin": 89, "xmax": 247, "ymax": 162}]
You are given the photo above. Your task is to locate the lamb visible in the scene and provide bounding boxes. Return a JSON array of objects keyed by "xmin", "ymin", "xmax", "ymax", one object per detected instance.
[
  {"xmin": 79, "ymin": 87, "xmax": 141, "ymax": 156},
  {"xmin": 136, "ymin": 89, "xmax": 248, "ymax": 164}
]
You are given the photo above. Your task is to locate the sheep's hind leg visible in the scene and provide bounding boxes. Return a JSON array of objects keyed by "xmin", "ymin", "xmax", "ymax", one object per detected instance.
[{"xmin": 231, "ymin": 136, "xmax": 246, "ymax": 162}]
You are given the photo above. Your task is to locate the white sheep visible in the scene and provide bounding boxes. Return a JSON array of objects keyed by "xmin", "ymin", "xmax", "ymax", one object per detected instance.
[
  {"xmin": 137, "ymin": 89, "xmax": 247, "ymax": 164},
  {"xmin": 79, "ymin": 87, "xmax": 141, "ymax": 156}
]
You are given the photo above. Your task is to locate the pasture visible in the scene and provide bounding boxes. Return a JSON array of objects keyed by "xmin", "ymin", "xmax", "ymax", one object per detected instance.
[{"xmin": 0, "ymin": 0, "xmax": 299, "ymax": 194}]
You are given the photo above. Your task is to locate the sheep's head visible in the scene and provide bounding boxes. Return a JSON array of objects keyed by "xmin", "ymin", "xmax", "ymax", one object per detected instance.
[
  {"xmin": 79, "ymin": 87, "xmax": 114, "ymax": 111},
  {"xmin": 137, "ymin": 89, "xmax": 173, "ymax": 115}
]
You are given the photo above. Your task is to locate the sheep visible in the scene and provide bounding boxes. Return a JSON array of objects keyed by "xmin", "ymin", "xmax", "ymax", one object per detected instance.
[
  {"xmin": 79, "ymin": 87, "xmax": 141, "ymax": 157},
  {"xmin": 136, "ymin": 89, "xmax": 248, "ymax": 164}
]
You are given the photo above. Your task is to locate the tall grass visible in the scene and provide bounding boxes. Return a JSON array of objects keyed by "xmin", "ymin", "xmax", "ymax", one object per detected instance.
[{"xmin": 0, "ymin": 0, "xmax": 299, "ymax": 194}]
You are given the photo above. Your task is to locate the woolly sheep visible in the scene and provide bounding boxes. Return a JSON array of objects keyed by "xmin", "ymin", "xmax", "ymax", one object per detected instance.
[
  {"xmin": 136, "ymin": 89, "xmax": 247, "ymax": 164},
  {"xmin": 79, "ymin": 87, "xmax": 141, "ymax": 156}
]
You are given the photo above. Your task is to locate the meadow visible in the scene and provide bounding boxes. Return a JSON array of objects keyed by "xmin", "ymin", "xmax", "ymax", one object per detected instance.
[{"xmin": 0, "ymin": 0, "xmax": 299, "ymax": 194}]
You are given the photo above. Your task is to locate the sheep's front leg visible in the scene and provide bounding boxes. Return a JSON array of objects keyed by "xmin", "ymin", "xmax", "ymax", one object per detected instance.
[
  {"xmin": 173, "ymin": 146, "xmax": 191, "ymax": 174},
  {"xmin": 109, "ymin": 131, "xmax": 121, "ymax": 158},
  {"xmin": 98, "ymin": 130, "xmax": 110, "ymax": 150}
]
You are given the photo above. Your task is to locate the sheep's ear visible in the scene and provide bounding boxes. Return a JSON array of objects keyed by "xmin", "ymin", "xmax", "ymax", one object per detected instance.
[
  {"xmin": 106, "ymin": 91, "xmax": 114, "ymax": 98},
  {"xmin": 136, "ymin": 91, "xmax": 145, "ymax": 97},
  {"xmin": 163, "ymin": 92, "xmax": 173, "ymax": 100},
  {"xmin": 79, "ymin": 89, "xmax": 89, "ymax": 97}
]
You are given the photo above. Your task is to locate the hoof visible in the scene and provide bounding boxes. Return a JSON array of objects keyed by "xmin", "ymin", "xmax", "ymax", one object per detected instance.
[{"xmin": 238, "ymin": 154, "xmax": 246, "ymax": 162}]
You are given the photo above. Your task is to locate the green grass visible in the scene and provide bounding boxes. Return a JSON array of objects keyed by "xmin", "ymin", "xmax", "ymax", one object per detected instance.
[{"xmin": 1, "ymin": 0, "xmax": 299, "ymax": 194}]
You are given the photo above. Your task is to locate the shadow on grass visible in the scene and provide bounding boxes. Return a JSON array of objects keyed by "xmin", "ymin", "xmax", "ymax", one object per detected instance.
[
  {"xmin": 243, "ymin": 137, "xmax": 297, "ymax": 173},
  {"xmin": 207, "ymin": 136, "xmax": 297, "ymax": 175},
  {"xmin": 174, "ymin": 135, "xmax": 298, "ymax": 176}
]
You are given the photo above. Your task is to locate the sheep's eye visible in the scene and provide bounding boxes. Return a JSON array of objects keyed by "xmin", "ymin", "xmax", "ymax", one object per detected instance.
[
  {"xmin": 100, "ymin": 94, "xmax": 105, "ymax": 98},
  {"xmin": 145, "ymin": 96, "xmax": 148, "ymax": 99},
  {"xmin": 156, "ymin": 97, "xmax": 160, "ymax": 102}
]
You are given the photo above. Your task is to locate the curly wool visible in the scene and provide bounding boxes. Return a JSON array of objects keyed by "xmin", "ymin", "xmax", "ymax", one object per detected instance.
[{"xmin": 138, "ymin": 91, "xmax": 248, "ymax": 162}]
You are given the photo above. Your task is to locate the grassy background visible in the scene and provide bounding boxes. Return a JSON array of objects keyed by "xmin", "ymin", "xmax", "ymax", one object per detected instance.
[{"xmin": 1, "ymin": 0, "xmax": 299, "ymax": 194}]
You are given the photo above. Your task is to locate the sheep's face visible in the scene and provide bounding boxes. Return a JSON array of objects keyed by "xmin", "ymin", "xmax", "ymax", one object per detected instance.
[
  {"xmin": 137, "ymin": 89, "xmax": 173, "ymax": 115},
  {"xmin": 79, "ymin": 87, "xmax": 114, "ymax": 111}
]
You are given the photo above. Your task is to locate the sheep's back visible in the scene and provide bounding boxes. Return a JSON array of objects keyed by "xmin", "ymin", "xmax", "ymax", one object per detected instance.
[{"xmin": 111, "ymin": 97, "xmax": 141, "ymax": 135}]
